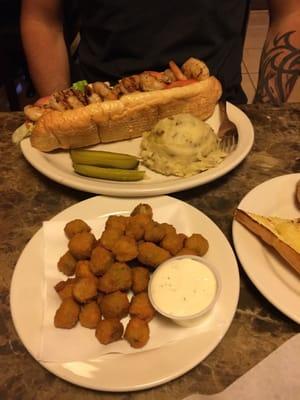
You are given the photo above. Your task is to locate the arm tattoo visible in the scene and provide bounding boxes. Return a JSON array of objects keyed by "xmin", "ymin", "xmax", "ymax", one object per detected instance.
[{"xmin": 254, "ymin": 31, "xmax": 300, "ymax": 104}]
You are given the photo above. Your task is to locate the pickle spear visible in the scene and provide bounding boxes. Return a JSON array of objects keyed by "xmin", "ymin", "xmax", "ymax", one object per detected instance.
[
  {"xmin": 70, "ymin": 149, "xmax": 139, "ymax": 169},
  {"xmin": 73, "ymin": 164, "xmax": 145, "ymax": 181}
]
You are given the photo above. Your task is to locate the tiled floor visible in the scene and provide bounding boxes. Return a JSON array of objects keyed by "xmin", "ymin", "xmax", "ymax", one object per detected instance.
[{"xmin": 0, "ymin": 10, "xmax": 298, "ymax": 110}]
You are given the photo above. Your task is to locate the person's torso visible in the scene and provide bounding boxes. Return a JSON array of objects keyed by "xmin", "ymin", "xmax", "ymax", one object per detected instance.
[{"xmin": 76, "ymin": 0, "xmax": 250, "ymax": 103}]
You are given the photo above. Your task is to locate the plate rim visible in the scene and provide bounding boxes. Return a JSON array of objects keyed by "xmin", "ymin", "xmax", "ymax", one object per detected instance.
[
  {"xmin": 20, "ymin": 103, "xmax": 254, "ymax": 197},
  {"xmin": 10, "ymin": 195, "xmax": 240, "ymax": 391},
  {"xmin": 232, "ymin": 173, "xmax": 300, "ymax": 324}
]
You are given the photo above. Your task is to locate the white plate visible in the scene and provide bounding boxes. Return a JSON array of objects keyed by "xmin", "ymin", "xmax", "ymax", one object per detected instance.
[
  {"xmin": 20, "ymin": 103, "xmax": 254, "ymax": 197},
  {"xmin": 232, "ymin": 174, "xmax": 300, "ymax": 323},
  {"xmin": 10, "ymin": 196, "xmax": 239, "ymax": 392}
]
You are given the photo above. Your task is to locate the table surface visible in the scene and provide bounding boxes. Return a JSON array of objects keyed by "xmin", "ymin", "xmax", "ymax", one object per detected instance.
[{"xmin": 0, "ymin": 103, "xmax": 300, "ymax": 400}]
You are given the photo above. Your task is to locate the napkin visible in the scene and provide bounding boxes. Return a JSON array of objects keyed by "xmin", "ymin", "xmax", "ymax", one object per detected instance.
[
  {"xmin": 184, "ymin": 333, "xmax": 300, "ymax": 400},
  {"xmin": 38, "ymin": 218, "xmax": 223, "ymax": 363}
]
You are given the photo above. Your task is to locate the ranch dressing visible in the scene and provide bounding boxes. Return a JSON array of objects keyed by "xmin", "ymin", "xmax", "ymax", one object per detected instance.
[{"xmin": 150, "ymin": 257, "xmax": 217, "ymax": 318}]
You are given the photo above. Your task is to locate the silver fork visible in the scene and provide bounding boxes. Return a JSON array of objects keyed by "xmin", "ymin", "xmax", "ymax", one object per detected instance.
[{"xmin": 217, "ymin": 101, "xmax": 239, "ymax": 153}]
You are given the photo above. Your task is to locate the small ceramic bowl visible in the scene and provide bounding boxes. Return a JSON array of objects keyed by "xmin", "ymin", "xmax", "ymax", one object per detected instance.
[{"xmin": 148, "ymin": 255, "xmax": 221, "ymax": 327}]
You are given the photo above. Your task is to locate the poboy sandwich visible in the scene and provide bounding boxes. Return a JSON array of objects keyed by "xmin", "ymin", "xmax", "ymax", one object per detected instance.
[{"xmin": 13, "ymin": 57, "xmax": 222, "ymax": 152}]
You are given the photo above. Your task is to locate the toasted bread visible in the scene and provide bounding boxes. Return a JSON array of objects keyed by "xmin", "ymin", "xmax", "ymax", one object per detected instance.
[{"xmin": 234, "ymin": 209, "xmax": 300, "ymax": 275}]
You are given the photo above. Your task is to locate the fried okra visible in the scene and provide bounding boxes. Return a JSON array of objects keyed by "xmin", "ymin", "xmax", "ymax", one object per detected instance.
[
  {"xmin": 124, "ymin": 317, "xmax": 150, "ymax": 348},
  {"xmin": 129, "ymin": 292, "xmax": 156, "ymax": 322},
  {"xmin": 68, "ymin": 231, "xmax": 96, "ymax": 260},
  {"xmin": 100, "ymin": 227, "xmax": 123, "ymax": 251},
  {"xmin": 79, "ymin": 301, "xmax": 101, "ymax": 329},
  {"xmin": 176, "ymin": 248, "xmax": 198, "ymax": 256},
  {"xmin": 111, "ymin": 235, "xmax": 138, "ymax": 262},
  {"xmin": 130, "ymin": 203, "xmax": 153, "ymax": 219},
  {"xmin": 131, "ymin": 267, "xmax": 150, "ymax": 294},
  {"xmin": 100, "ymin": 291, "xmax": 130, "ymax": 319},
  {"xmin": 90, "ymin": 246, "xmax": 114, "ymax": 276},
  {"xmin": 95, "ymin": 319, "xmax": 124, "ymax": 345},
  {"xmin": 184, "ymin": 233, "xmax": 209, "ymax": 256},
  {"xmin": 75, "ymin": 260, "xmax": 96, "ymax": 279},
  {"xmin": 57, "ymin": 251, "xmax": 77, "ymax": 276},
  {"xmin": 160, "ymin": 233, "xmax": 186, "ymax": 255},
  {"xmin": 54, "ymin": 298, "xmax": 80, "ymax": 329},
  {"xmin": 73, "ymin": 277, "xmax": 98, "ymax": 303},
  {"xmin": 64, "ymin": 219, "xmax": 91, "ymax": 239},
  {"xmin": 105, "ymin": 215, "xmax": 128, "ymax": 232},
  {"xmin": 54, "ymin": 278, "xmax": 78, "ymax": 300},
  {"xmin": 98, "ymin": 262, "xmax": 132, "ymax": 293},
  {"xmin": 144, "ymin": 221, "xmax": 166, "ymax": 243},
  {"xmin": 137, "ymin": 242, "xmax": 171, "ymax": 268}
]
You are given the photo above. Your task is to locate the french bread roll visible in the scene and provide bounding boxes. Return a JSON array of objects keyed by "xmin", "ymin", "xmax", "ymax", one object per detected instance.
[
  {"xmin": 234, "ymin": 209, "xmax": 300, "ymax": 275},
  {"xmin": 30, "ymin": 76, "xmax": 222, "ymax": 152}
]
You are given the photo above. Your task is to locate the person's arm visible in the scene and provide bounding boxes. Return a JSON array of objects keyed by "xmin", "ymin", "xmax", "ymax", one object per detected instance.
[
  {"xmin": 254, "ymin": 0, "xmax": 300, "ymax": 104},
  {"xmin": 21, "ymin": 0, "xmax": 71, "ymax": 97}
]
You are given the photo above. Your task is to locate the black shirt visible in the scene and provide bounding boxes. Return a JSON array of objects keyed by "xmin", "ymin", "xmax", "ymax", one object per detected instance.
[{"xmin": 76, "ymin": 0, "xmax": 250, "ymax": 104}]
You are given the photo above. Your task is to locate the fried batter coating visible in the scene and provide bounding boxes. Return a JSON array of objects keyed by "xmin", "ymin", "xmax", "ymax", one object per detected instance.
[
  {"xmin": 144, "ymin": 221, "xmax": 166, "ymax": 243},
  {"xmin": 54, "ymin": 278, "xmax": 78, "ymax": 300},
  {"xmin": 90, "ymin": 246, "xmax": 114, "ymax": 276},
  {"xmin": 125, "ymin": 217, "xmax": 145, "ymax": 241},
  {"xmin": 64, "ymin": 219, "xmax": 91, "ymax": 239},
  {"xmin": 100, "ymin": 291, "xmax": 130, "ymax": 319},
  {"xmin": 130, "ymin": 214, "xmax": 152, "ymax": 229},
  {"xmin": 160, "ymin": 233, "xmax": 186, "ymax": 255},
  {"xmin": 111, "ymin": 235, "xmax": 138, "ymax": 262},
  {"xmin": 68, "ymin": 231, "xmax": 96, "ymax": 260},
  {"xmin": 57, "ymin": 251, "xmax": 77, "ymax": 276},
  {"xmin": 105, "ymin": 215, "xmax": 128, "ymax": 232},
  {"xmin": 130, "ymin": 203, "xmax": 153, "ymax": 218},
  {"xmin": 73, "ymin": 277, "xmax": 98, "ymax": 303},
  {"xmin": 75, "ymin": 260, "xmax": 95, "ymax": 279},
  {"xmin": 131, "ymin": 267, "xmax": 150, "ymax": 294},
  {"xmin": 98, "ymin": 262, "xmax": 132, "ymax": 293},
  {"xmin": 100, "ymin": 227, "xmax": 123, "ymax": 251},
  {"xmin": 160, "ymin": 222, "xmax": 176, "ymax": 236},
  {"xmin": 79, "ymin": 301, "xmax": 101, "ymax": 329},
  {"xmin": 124, "ymin": 317, "xmax": 150, "ymax": 348},
  {"xmin": 95, "ymin": 318, "xmax": 124, "ymax": 345},
  {"xmin": 176, "ymin": 248, "xmax": 198, "ymax": 256},
  {"xmin": 137, "ymin": 242, "xmax": 171, "ymax": 268},
  {"xmin": 184, "ymin": 233, "xmax": 209, "ymax": 256},
  {"xmin": 129, "ymin": 292, "xmax": 156, "ymax": 322},
  {"xmin": 54, "ymin": 297, "xmax": 80, "ymax": 329}
]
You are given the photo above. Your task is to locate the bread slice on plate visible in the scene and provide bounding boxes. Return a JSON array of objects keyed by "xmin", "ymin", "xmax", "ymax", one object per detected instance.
[{"xmin": 234, "ymin": 209, "xmax": 300, "ymax": 275}]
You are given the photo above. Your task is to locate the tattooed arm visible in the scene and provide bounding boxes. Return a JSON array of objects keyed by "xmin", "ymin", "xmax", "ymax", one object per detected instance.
[{"xmin": 254, "ymin": 0, "xmax": 300, "ymax": 104}]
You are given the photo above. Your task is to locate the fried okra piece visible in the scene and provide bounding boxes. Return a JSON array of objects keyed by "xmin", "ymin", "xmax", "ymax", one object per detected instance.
[
  {"xmin": 125, "ymin": 218, "xmax": 145, "ymax": 241},
  {"xmin": 105, "ymin": 215, "xmax": 128, "ymax": 232},
  {"xmin": 160, "ymin": 233, "xmax": 186, "ymax": 255},
  {"xmin": 160, "ymin": 222, "xmax": 176, "ymax": 236},
  {"xmin": 176, "ymin": 248, "xmax": 198, "ymax": 256},
  {"xmin": 130, "ymin": 203, "xmax": 153, "ymax": 219},
  {"xmin": 131, "ymin": 267, "xmax": 150, "ymax": 294},
  {"xmin": 68, "ymin": 231, "xmax": 96, "ymax": 260},
  {"xmin": 100, "ymin": 228, "xmax": 123, "ymax": 251},
  {"xmin": 100, "ymin": 291, "xmax": 130, "ymax": 319},
  {"xmin": 111, "ymin": 235, "xmax": 138, "ymax": 262},
  {"xmin": 57, "ymin": 251, "xmax": 77, "ymax": 276},
  {"xmin": 137, "ymin": 242, "xmax": 171, "ymax": 268},
  {"xmin": 129, "ymin": 292, "xmax": 156, "ymax": 322},
  {"xmin": 64, "ymin": 219, "xmax": 91, "ymax": 239},
  {"xmin": 144, "ymin": 221, "xmax": 166, "ymax": 243},
  {"xmin": 54, "ymin": 297, "xmax": 80, "ymax": 329},
  {"xmin": 184, "ymin": 233, "xmax": 209, "ymax": 256},
  {"xmin": 124, "ymin": 317, "xmax": 150, "ymax": 348},
  {"xmin": 79, "ymin": 301, "xmax": 101, "ymax": 329},
  {"xmin": 95, "ymin": 319, "xmax": 124, "ymax": 345},
  {"xmin": 73, "ymin": 277, "xmax": 98, "ymax": 303},
  {"xmin": 130, "ymin": 213, "xmax": 152, "ymax": 229},
  {"xmin": 98, "ymin": 262, "xmax": 132, "ymax": 293},
  {"xmin": 54, "ymin": 278, "xmax": 78, "ymax": 300},
  {"xmin": 75, "ymin": 260, "xmax": 96, "ymax": 279},
  {"xmin": 90, "ymin": 246, "xmax": 114, "ymax": 276}
]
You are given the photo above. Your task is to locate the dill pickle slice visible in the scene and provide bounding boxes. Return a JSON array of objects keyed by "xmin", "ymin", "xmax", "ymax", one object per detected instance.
[
  {"xmin": 70, "ymin": 149, "xmax": 139, "ymax": 169},
  {"xmin": 73, "ymin": 164, "xmax": 145, "ymax": 181}
]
